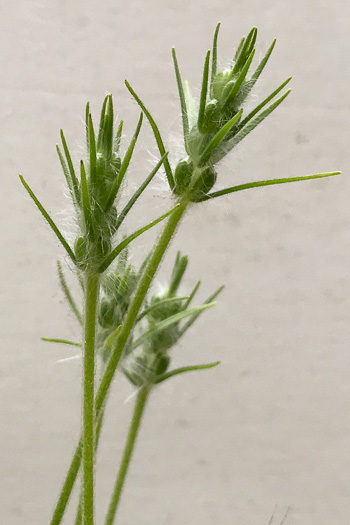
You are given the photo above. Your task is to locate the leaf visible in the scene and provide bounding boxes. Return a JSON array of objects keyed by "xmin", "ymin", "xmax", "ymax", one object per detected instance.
[
  {"xmin": 212, "ymin": 88, "xmax": 291, "ymax": 163},
  {"xmin": 224, "ymin": 49, "xmax": 255, "ymax": 103},
  {"xmin": 234, "ymin": 36, "xmax": 245, "ymax": 62},
  {"xmin": 125, "ymin": 80, "xmax": 174, "ymax": 189},
  {"xmin": 239, "ymin": 77, "xmax": 292, "ymax": 129},
  {"xmin": 129, "ymin": 302, "xmax": 217, "ymax": 351},
  {"xmin": 80, "ymin": 160, "xmax": 93, "ymax": 234},
  {"xmin": 197, "ymin": 50, "xmax": 211, "ymax": 132},
  {"xmin": 183, "ymin": 280, "xmax": 201, "ymax": 309},
  {"xmin": 57, "ymin": 261, "xmax": 82, "ymax": 325},
  {"xmin": 249, "ymin": 38, "xmax": 276, "ymax": 89},
  {"xmin": 154, "ymin": 361, "xmax": 221, "ymax": 384},
  {"xmin": 88, "ymin": 114, "xmax": 97, "ymax": 185},
  {"xmin": 172, "ymin": 47, "xmax": 189, "ymax": 147},
  {"xmin": 97, "ymin": 95, "xmax": 109, "ymax": 150},
  {"xmin": 184, "ymin": 80, "xmax": 198, "ymax": 129},
  {"xmin": 98, "ymin": 204, "xmax": 181, "ymax": 273},
  {"xmin": 19, "ymin": 175, "xmax": 76, "ymax": 263},
  {"xmin": 85, "ymin": 101, "xmax": 90, "ymax": 150},
  {"xmin": 104, "ymin": 113, "xmax": 143, "ymax": 211},
  {"xmin": 56, "ymin": 144, "xmax": 80, "ymax": 208},
  {"xmin": 59, "ymin": 129, "xmax": 80, "ymax": 205},
  {"xmin": 168, "ymin": 251, "xmax": 188, "ymax": 296},
  {"xmin": 136, "ymin": 296, "xmax": 189, "ymax": 323},
  {"xmin": 232, "ymin": 27, "xmax": 257, "ymax": 74},
  {"xmin": 211, "ymin": 22, "xmax": 221, "ymax": 82},
  {"xmin": 113, "ymin": 152, "xmax": 169, "ymax": 231},
  {"xmin": 198, "ymin": 109, "xmax": 243, "ymax": 165},
  {"xmin": 199, "ymin": 172, "xmax": 341, "ymax": 202},
  {"xmin": 41, "ymin": 337, "xmax": 82, "ymax": 347},
  {"xmin": 115, "ymin": 120, "xmax": 123, "ymax": 154},
  {"xmin": 103, "ymin": 326, "xmax": 122, "ymax": 356},
  {"xmin": 178, "ymin": 285, "xmax": 224, "ymax": 337}
]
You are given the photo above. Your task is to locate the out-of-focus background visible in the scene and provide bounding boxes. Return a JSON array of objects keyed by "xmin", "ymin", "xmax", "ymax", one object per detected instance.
[{"xmin": 0, "ymin": 1, "xmax": 349, "ymax": 523}]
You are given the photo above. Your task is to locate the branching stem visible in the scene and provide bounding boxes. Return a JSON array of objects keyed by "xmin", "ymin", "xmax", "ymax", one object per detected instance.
[{"xmin": 104, "ymin": 386, "xmax": 150, "ymax": 524}]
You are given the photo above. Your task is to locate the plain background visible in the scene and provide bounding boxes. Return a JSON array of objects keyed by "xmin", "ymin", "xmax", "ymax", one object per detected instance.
[{"xmin": 0, "ymin": 1, "xmax": 349, "ymax": 524}]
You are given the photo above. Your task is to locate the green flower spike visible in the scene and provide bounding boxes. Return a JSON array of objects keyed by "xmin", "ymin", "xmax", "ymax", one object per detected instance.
[
  {"xmin": 20, "ymin": 95, "xmax": 175, "ymax": 274},
  {"xmin": 126, "ymin": 24, "xmax": 340, "ymax": 204},
  {"xmin": 121, "ymin": 252, "xmax": 224, "ymax": 387}
]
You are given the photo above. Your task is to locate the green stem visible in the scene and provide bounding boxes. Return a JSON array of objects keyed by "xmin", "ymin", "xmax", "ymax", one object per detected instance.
[
  {"xmin": 49, "ymin": 440, "xmax": 83, "ymax": 525},
  {"xmin": 104, "ymin": 386, "xmax": 150, "ymax": 525},
  {"xmin": 74, "ymin": 407, "xmax": 106, "ymax": 525},
  {"xmin": 49, "ymin": 199, "xmax": 187, "ymax": 524},
  {"xmin": 82, "ymin": 273, "xmax": 100, "ymax": 525},
  {"xmin": 95, "ymin": 200, "xmax": 187, "ymax": 417}
]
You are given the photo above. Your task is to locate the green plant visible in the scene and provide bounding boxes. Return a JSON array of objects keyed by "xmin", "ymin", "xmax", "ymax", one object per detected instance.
[{"xmin": 21, "ymin": 24, "xmax": 339, "ymax": 524}]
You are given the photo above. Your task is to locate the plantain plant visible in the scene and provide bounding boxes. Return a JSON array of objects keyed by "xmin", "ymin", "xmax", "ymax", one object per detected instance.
[{"xmin": 20, "ymin": 23, "xmax": 339, "ymax": 524}]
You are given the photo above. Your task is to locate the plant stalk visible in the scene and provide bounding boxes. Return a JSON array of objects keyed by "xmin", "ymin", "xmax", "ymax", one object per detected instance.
[
  {"xmin": 49, "ymin": 199, "xmax": 187, "ymax": 524},
  {"xmin": 82, "ymin": 273, "xmax": 100, "ymax": 525},
  {"xmin": 104, "ymin": 386, "xmax": 151, "ymax": 524},
  {"xmin": 74, "ymin": 407, "xmax": 106, "ymax": 525}
]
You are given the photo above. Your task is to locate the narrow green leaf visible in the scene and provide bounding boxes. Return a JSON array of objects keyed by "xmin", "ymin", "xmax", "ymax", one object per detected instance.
[
  {"xmin": 97, "ymin": 94, "xmax": 109, "ymax": 151},
  {"xmin": 211, "ymin": 22, "xmax": 221, "ymax": 82},
  {"xmin": 198, "ymin": 50, "xmax": 211, "ymax": 132},
  {"xmin": 88, "ymin": 115, "xmax": 97, "ymax": 185},
  {"xmin": 212, "ymin": 89, "xmax": 292, "ymax": 163},
  {"xmin": 234, "ymin": 36, "xmax": 245, "ymax": 62},
  {"xmin": 172, "ymin": 47, "xmax": 189, "ymax": 146},
  {"xmin": 104, "ymin": 113, "xmax": 143, "ymax": 212},
  {"xmin": 249, "ymin": 38, "xmax": 276, "ymax": 89},
  {"xmin": 136, "ymin": 296, "xmax": 189, "ymax": 323},
  {"xmin": 233, "ymin": 27, "xmax": 257, "ymax": 74},
  {"xmin": 183, "ymin": 280, "xmax": 201, "ymax": 309},
  {"xmin": 80, "ymin": 160, "xmax": 93, "ymax": 234},
  {"xmin": 104, "ymin": 94, "xmax": 114, "ymax": 156},
  {"xmin": 98, "ymin": 204, "xmax": 181, "ymax": 273},
  {"xmin": 198, "ymin": 109, "xmax": 243, "ymax": 166},
  {"xmin": 125, "ymin": 80, "xmax": 174, "ymax": 188},
  {"xmin": 115, "ymin": 120, "xmax": 123, "ymax": 154},
  {"xmin": 56, "ymin": 144, "xmax": 80, "ymax": 208},
  {"xmin": 113, "ymin": 152, "xmax": 169, "ymax": 231},
  {"xmin": 19, "ymin": 175, "xmax": 76, "ymax": 262},
  {"xmin": 199, "ymin": 172, "xmax": 341, "ymax": 202},
  {"xmin": 179, "ymin": 285, "xmax": 225, "ymax": 337},
  {"xmin": 130, "ymin": 302, "xmax": 217, "ymax": 351},
  {"xmin": 225, "ymin": 49, "xmax": 255, "ymax": 100},
  {"xmin": 239, "ymin": 77, "xmax": 292, "ymax": 129},
  {"xmin": 103, "ymin": 326, "xmax": 122, "ymax": 357},
  {"xmin": 169, "ymin": 252, "xmax": 188, "ymax": 296},
  {"xmin": 85, "ymin": 102, "xmax": 90, "ymax": 150},
  {"xmin": 57, "ymin": 261, "xmax": 82, "ymax": 325},
  {"xmin": 245, "ymin": 27, "xmax": 257, "ymax": 55},
  {"xmin": 155, "ymin": 361, "xmax": 221, "ymax": 384},
  {"xmin": 42, "ymin": 337, "xmax": 82, "ymax": 347},
  {"xmin": 60, "ymin": 129, "xmax": 80, "ymax": 205},
  {"xmin": 184, "ymin": 80, "xmax": 198, "ymax": 129}
]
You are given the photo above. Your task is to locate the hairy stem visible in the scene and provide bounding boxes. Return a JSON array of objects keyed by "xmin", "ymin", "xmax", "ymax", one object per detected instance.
[
  {"xmin": 104, "ymin": 386, "xmax": 150, "ymax": 524},
  {"xmin": 82, "ymin": 273, "xmax": 100, "ymax": 525},
  {"xmin": 74, "ymin": 408, "xmax": 106, "ymax": 525},
  {"xmin": 49, "ymin": 199, "xmax": 187, "ymax": 524}
]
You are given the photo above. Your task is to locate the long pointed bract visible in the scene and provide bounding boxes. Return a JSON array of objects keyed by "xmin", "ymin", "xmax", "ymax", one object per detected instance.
[
  {"xmin": 199, "ymin": 172, "xmax": 341, "ymax": 201},
  {"xmin": 125, "ymin": 80, "xmax": 174, "ymax": 188},
  {"xmin": 19, "ymin": 175, "xmax": 76, "ymax": 262},
  {"xmin": 172, "ymin": 47, "xmax": 189, "ymax": 147}
]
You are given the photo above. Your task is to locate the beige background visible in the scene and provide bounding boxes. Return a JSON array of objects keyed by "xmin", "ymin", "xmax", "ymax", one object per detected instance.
[{"xmin": 1, "ymin": 1, "xmax": 349, "ymax": 524}]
